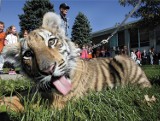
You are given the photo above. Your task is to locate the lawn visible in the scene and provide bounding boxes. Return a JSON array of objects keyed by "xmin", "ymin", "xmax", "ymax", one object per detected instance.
[{"xmin": 0, "ymin": 65, "xmax": 160, "ymax": 121}]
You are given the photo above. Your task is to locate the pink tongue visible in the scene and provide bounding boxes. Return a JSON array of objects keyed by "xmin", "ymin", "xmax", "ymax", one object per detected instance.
[{"xmin": 52, "ymin": 76, "xmax": 72, "ymax": 95}]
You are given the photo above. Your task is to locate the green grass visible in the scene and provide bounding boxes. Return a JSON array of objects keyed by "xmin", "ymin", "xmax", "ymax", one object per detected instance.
[
  {"xmin": 0, "ymin": 65, "xmax": 160, "ymax": 121},
  {"xmin": 142, "ymin": 65, "xmax": 160, "ymax": 82},
  {"xmin": 0, "ymin": 79, "xmax": 32, "ymax": 95}
]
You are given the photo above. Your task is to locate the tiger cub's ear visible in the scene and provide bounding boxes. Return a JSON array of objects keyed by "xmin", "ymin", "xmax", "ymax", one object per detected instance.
[
  {"xmin": 2, "ymin": 43, "xmax": 21, "ymax": 67},
  {"xmin": 42, "ymin": 12, "xmax": 65, "ymax": 36}
]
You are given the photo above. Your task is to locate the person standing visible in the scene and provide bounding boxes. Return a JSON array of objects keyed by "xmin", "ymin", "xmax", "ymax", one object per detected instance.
[
  {"xmin": 5, "ymin": 25, "xmax": 18, "ymax": 74},
  {"xmin": 149, "ymin": 47, "xmax": 155, "ymax": 65},
  {"xmin": 88, "ymin": 46, "xmax": 93, "ymax": 59},
  {"xmin": 0, "ymin": 21, "xmax": 6, "ymax": 73},
  {"xmin": 136, "ymin": 49, "xmax": 142, "ymax": 61},
  {"xmin": 59, "ymin": 3, "xmax": 70, "ymax": 36},
  {"xmin": 0, "ymin": 21, "xmax": 5, "ymax": 52},
  {"xmin": 23, "ymin": 30, "xmax": 28, "ymax": 38},
  {"xmin": 131, "ymin": 50, "xmax": 137, "ymax": 61},
  {"xmin": 5, "ymin": 25, "xmax": 18, "ymax": 45},
  {"xmin": 80, "ymin": 45, "xmax": 88, "ymax": 59},
  {"xmin": 142, "ymin": 49, "xmax": 148, "ymax": 65},
  {"xmin": 136, "ymin": 49, "xmax": 142, "ymax": 65},
  {"xmin": 19, "ymin": 30, "xmax": 29, "ymax": 42},
  {"xmin": 100, "ymin": 46, "xmax": 106, "ymax": 57}
]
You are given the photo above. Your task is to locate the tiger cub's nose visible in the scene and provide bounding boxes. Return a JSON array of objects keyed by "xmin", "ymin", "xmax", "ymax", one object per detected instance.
[{"xmin": 43, "ymin": 64, "xmax": 55, "ymax": 74}]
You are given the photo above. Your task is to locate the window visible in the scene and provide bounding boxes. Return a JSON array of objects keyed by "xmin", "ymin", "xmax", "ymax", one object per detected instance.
[
  {"xmin": 130, "ymin": 28, "xmax": 138, "ymax": 48},
  {"xmin": 139, "ymin": 29, "xmax": 149, "ymax": 47},
  {"xmin": 156, "ymin": 28, "xmax": 160, "ymax": 45},
  {"xmin": 118, "ymin": 31, "xmax": 125, "ymax": 47},
  {"xmin": 110, "ymin": 34, "xmax": 117, "ymax": 48}
]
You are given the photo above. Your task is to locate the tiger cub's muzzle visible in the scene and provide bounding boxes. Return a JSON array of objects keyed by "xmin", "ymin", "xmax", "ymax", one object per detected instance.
[
  {"xmin": 43, "ymin": 64, "xmax": 56, "ymax": 75},
  {"xmin": 39, "ymin": 60, "xmax": 72, "ymax": 95}
]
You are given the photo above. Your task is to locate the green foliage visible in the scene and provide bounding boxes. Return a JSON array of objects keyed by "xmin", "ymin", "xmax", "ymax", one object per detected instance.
[
  {"xmin": 119, "ymin": 0, "xmax": 160, "ymax": 29},
  {"xmin": 19, "ymin": 0, "xmax": 54, "ymax": 35},
  {"xmin": 0, "ymin": 65, "xmax": 160, "ymax": 120},
  {"xmin": 71, "ymin": 12, "xmax": 92, "ymax": 47}
]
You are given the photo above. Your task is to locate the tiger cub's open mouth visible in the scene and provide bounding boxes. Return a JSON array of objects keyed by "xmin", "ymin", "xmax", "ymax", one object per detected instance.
[{"xmin": 41, "ymin": 64, "xmax": 72, "ymax": 95}]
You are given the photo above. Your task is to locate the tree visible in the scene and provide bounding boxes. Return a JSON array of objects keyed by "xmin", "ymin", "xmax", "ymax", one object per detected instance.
[
  {"xmin": 71, "ymin": 12, "xmax": 92, "ymax": 47},
  {"xmin": 19, "ymin": 0, "xmax": 54, "ymax": 36},
  {"xmin": 119, "ymin": 0, "xmax": 160, "ymax": 29}
]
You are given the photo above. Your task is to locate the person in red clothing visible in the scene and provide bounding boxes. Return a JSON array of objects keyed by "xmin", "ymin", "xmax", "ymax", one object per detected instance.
[
  {"xmin": 136, "ymin": 49, "xmax": 142, "ymax": 60},
  {"xmin": 80, "ymin": 44, "xmax": 88, "ymax": 59},
  {"xmin": 0, "ymin": 21, "xmax": 5, "ymax": 52},
  {"xmin": 136, "ymin": 49, "xmax": 142, "ymax": 66},
  {"xmin": 0, "ymin": 21, "xmax": 5, "ymax": 73}
]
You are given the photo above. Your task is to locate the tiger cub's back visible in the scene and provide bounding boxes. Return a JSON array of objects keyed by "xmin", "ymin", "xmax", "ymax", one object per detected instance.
[
  {"xmin": 83, "ymin": 55, "xmax": 151, "ymax": 91},
  {"xmin": 108, "ymin": 55, "xmax": 151, "ymax": 88}
]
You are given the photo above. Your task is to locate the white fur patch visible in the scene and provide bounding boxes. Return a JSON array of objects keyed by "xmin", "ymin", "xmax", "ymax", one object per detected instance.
[{"xmin": 42, "ymin": 12, "xmax": 65, "ymax": 36}]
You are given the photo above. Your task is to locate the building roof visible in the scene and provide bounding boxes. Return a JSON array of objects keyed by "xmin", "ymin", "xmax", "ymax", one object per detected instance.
[{"xmin": 92, "ymin": 20, "xmax": 140, "ymax": 37}]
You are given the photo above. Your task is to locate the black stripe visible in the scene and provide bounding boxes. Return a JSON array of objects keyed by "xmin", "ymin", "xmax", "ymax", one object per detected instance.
[
  {"xmin": 112, "ymin": 58, "xmax": 124, "ymax": 73},
  {"xmin": 100, "ymin": 64, "xmax": 108, "ymax": 89},
  {"xmin": 94, "ymin": 63, "xmax": 99, "ymax": 91},
  {"xmin": 109, "ymin": 63, "xmax": 121, "ymax": 85},
  {"xmin": 94, "ymin": 60, "xmax": 106, "ymax": 91}
]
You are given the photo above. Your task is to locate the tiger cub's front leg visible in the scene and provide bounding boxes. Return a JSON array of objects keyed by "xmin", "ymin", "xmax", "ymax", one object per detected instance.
[{"xmin": 0, "ymin": 96, "xmax": 24, "ymax": 112}]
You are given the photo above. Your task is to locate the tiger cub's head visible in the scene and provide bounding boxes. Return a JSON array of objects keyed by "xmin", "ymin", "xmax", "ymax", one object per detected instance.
[{"xmin": 2, "ymin": 12, "xmax": 80, "ymax": 94}]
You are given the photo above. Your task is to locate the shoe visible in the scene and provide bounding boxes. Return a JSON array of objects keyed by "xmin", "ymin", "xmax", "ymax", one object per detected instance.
[{"xmin": 9, "ymin": 71, "xmax": 16, "ymax": 75}]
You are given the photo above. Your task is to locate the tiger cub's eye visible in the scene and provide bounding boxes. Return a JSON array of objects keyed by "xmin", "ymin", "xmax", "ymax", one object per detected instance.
[
  {"xmin": 48, "ymin": 38, "xmax": 58, "ymax": 47},
  {"xmin": 24, "ymin": 50, "xmax": 33, "ymax": 57}
]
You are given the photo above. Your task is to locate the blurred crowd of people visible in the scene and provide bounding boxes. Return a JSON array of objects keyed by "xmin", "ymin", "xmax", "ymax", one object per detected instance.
[
  {"xmin": 79, "ymin": 44, "xmax": 129, "ymax": 59},
  {"xmin": 79, "ymin": 44, "xmax": 112, "ymax": 59},
  {"xmin": 79, "ymin": 43, "xmax": 160, "ymax": 66},
  {"xmin": 130, "ymin": 47, "xmax": 160, "ymax": 66}
]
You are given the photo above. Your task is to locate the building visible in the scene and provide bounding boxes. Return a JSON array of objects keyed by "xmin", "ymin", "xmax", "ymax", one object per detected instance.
[{"xmin": 91, "ymin": 20, "xmax": 160, "ymax": 56}]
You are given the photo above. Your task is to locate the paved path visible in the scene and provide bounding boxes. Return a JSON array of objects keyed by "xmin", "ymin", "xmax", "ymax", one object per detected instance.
[{"xmin": 0, "ymin": 74, "xmax": 25, "ymax": 80}]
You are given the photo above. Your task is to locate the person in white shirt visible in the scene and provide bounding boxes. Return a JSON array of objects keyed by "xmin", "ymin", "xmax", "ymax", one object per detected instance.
[
  {"xmin": 5, "ymin": 25, "xmax": 18, "ymax": 45},
  {"xmin": 131, "ymin": 50, "xmax": 137, "ymax": 61},
  {"xmin": 5, "ymin": 25, "xmax": 18, "ymax": 74},
  {"xmin": 131, "ymin": 50, "xmax": 142, "ymax": 66}
]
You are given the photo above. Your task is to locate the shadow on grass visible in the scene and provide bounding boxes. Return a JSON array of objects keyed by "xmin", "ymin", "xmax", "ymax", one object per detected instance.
[
  {"xmin": 0, "ymin": 112, "xmax": 12, "ymax": 121},
  {"xmin": 150, "ymin": 78, "xmax": 160, "ymax": 86}
]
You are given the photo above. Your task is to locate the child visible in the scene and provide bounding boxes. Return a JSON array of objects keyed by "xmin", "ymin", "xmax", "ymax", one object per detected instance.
[
  {"xmin": 5, "ymin": 25, "xmax": 18, "ymax": 74},
  {"xmin": 80, "ymin": 45, "xmax": 88, "ymax": 59},
  {"xmin": 0, "ymin": 21, "xmax": 6, "ymax": 73},
  {"xmin": 5, "ymin": 25, "xmax": 18, "ymax": 45},
  {"xmin": 88, "ymin": 46, "xmax": 93, "ymax": 59}
]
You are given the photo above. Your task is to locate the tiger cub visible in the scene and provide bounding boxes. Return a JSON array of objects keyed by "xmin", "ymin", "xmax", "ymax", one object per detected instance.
[{"xmin": 0, "ymin": 12, "xmax": 151, "ymax": 111}]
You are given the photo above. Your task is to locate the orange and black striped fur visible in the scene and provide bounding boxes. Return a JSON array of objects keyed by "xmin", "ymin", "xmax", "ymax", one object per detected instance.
[
  {"xmin": 0, "ymin": 12, "xmax": 151, "ymax": 111},
  {"xmin": 71, "ymin": 56, "xmax": 151, "ymax": 91}
]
